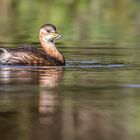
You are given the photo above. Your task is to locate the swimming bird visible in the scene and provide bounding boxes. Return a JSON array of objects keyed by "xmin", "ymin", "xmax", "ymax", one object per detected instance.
[{"xmin": 0, "ymin": 24, "xmax": 65, "ymax": 66}]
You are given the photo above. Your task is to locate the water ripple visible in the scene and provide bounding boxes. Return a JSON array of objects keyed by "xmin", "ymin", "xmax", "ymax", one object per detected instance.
[
  {"xmin": 123, "ymin": 84, "xmax": 140, "ymax": 88},
  {"xmin": 66, "ymin": 60, "xmax": 127, "ymax": 69}
]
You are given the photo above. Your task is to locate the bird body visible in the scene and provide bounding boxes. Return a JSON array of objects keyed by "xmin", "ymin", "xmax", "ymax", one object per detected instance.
[{"xmin": 0, "ymin": 24, "xmax": 65, "ymax": 66}]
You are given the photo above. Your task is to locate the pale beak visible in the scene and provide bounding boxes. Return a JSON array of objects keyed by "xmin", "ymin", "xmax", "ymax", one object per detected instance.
[
  {"xmin": 51, "ymin": 32, "xmax": 62, "ymax": 40},
  {"xmin": 56, "ymin": 33, "xmax": 62, "ymax": 39}
]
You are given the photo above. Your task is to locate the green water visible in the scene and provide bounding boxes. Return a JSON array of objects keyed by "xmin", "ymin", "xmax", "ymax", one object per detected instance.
[{"xmin": 0, "ymin": 0, "xmax": 140, "ymax": 140}]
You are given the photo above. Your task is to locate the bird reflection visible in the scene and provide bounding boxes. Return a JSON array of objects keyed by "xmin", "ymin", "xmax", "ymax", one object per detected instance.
[
  {"xmin": 0, "ymin": 66, "xmax": 64, "ymax": 114},
  {"xmin": 39, "ymin": 68, "xmax": 63, "ymax": 114},
  {"xmin": 0, "ymin": 65, "xmax": 64, "ymax": 140}
]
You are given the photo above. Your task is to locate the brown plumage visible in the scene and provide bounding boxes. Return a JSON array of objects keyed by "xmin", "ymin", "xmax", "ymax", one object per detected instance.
[{"xmin": 0, "ymin": 24, "xmax": 65, "ymax": 66}]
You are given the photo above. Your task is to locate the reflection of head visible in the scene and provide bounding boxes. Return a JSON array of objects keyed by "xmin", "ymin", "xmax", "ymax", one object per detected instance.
[{"xmin": 39, "ymin": 67, "xmax": 64, "ymax": 114}]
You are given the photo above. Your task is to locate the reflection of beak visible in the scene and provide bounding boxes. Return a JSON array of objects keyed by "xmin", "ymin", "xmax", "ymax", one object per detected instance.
[{"xmin": 51, "ymin": 32, "xmax": 62, "ymax": 40}]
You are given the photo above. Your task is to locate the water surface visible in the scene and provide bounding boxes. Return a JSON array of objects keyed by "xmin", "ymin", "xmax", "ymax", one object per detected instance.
[{"xmin": 0, "ymin": 43, "xmax": 140, "ymax": 140}]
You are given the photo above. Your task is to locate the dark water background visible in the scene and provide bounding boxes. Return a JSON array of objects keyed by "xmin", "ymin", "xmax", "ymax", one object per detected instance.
[{"xmin": 0, "ymin": 0, "xmax": 140, "ymax": 140}]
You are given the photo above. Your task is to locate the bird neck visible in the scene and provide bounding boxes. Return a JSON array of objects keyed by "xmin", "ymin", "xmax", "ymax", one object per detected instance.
[{"xmin": 40, "ymin": 39, "xmax": 65, "ymax": 65}]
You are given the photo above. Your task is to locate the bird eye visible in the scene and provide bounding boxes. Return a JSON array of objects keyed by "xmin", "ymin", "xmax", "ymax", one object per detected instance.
[{"xmin": 47, "ymin": 30, "xmax": 51, "ymax": 33}]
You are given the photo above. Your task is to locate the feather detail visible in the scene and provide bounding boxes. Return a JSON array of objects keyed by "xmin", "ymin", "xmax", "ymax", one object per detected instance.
[{"xmin": 0, "ymin": 24, "xmax": 65, "ymax": 66}]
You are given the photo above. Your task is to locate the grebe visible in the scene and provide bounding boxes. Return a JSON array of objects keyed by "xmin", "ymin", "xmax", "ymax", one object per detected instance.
[{"xmin": 0, "ymin": 24, "xmax": 65, "ymax": 66}]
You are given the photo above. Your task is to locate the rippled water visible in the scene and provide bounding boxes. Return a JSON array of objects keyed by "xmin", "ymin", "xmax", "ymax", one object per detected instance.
[{"xmin": 0, "ymin": 42, "xmax": 140, "ymax": 140}]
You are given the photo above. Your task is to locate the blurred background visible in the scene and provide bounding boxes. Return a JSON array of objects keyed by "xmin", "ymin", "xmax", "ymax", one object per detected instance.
[
  {"xmin": 0, "ymin": 1, "xmax": 140, "ymax": 140},
  {"xmin": 0, "ymin": 0, "xmax": 139, "ymax": 44}
]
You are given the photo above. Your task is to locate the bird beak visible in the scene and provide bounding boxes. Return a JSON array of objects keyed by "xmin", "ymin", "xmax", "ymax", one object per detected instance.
[
  {"xmin": 56, "ymin": 33, "xmax": 62, "ymax": 39},
  {"xmin": 51, "ymin": 32, "xmax": 62, "ymax": 40}
]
